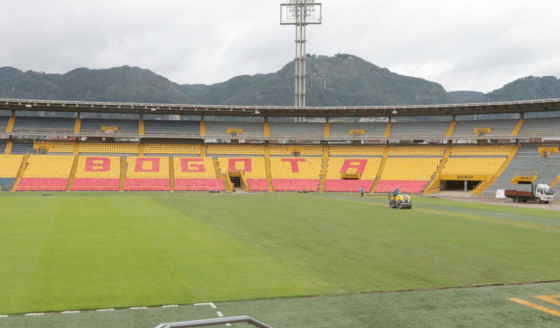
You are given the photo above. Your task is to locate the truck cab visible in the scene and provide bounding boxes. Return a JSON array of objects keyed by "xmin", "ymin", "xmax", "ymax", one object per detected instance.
[{"xmin": 535, "ymin": 184, "xmax": 554, "ymax": 203}]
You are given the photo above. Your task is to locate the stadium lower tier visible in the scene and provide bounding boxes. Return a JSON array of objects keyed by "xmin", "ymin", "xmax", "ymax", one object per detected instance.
[
  {"xmin": 2, "ymin": 144, "xmax": 558, "ymax": 194},
  {"xmin": 16, "ymin": 178, "xmax": 68, "ymax": 191},
  {"xmin": 246, "ymin": 178, "xmax": 268, "ymax": 191},
  {"xmin": 124, "ymin": 178, "xmax": 170, "ymax": 191},
  {"xmin": 71, "ymin": 178, "xmax": 120, "ymax": 191},
  {"xmin": 325, "ymin": 180, "xmax": 374, "ymax": 193},
  {"xmin": 175, "ymin": 178, "xmax": 224, "ymax": 191},
  {"xmin": 273, "ymin": 179, "xmax": 320, "ymax": 192},
  {"xmin": 375, "ymin": 180, "xmax": 429, "ymax": 194}
]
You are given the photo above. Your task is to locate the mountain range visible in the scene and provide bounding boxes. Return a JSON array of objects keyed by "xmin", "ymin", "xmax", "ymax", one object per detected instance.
[{"xmin": 1, "ymin": 54, "xmax": 559, "ymax": 106}]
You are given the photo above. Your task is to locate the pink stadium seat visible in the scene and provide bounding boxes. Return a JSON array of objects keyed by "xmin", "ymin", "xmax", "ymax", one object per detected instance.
[
  {"xmin": 375, "ymin": 180, "xmax": 428, "ymax": 194},
  {"xmin": 71, "ymin": 178, "xmax": 120, "ymax": 191},
  {"xmin": 272, "ymin": 179, "xmax": 319, "ymax": 192},
  {"xmin": 175, "ymin": 178, "xmax": 225, "ymax": 191},
  {"xmin": 16, "ymin": 178, "xmax": 68, "ymax": 191},
  {"xmin": 124, "ymin": 178, "xmax": 170, "ymax": 191},
  {"xmin": 325, "ymin": 180, "xmax": 374, "ymax": 193},
  {"xmin": 246, "ymin": 179, "xmax": 268, "ymax": 191}
]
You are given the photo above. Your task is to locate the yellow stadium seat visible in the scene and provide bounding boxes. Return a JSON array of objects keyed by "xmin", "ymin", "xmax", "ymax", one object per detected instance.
[
  {"xmin": 329, "ymin": 146, "xmax": 384, "ymax": 156},
  {"xmin": 207, "ymin": 145, "xmax": 265, "ymax": 155},
  {"xmin": 144, "ymin": 144, "xmax": 201, "ymax": 155},
  {"xmin": 326, "ymin": 158, "xmax": 381, "ymax": 180},
  {"xmin": 22, "ymin": 155, "xmax": 74, "ymax": 178},
  {"xmin": 217, "ymin": 157, "xmax": 267, "ymax": 179},
  {"xmin": 174, "ymin": 157, "xmax": 217, "ymax": 178},
  {"xmin": 0, "ymin": 155, "xmax": 24, "ymax": 178},
  {"xmin": 381, "ymin": 158, "xmax": 441, "ymax": 181},
  {"xmin": 79, "ymin": 143, "xmax": 139, "ymax": 154},
  {"xmin": 389, "ymin": 146, "xmax": 446, "ymax": 156},
  {"xmin": 441, "ymin": 158, "xmax": 506, "ymax": 176},
  {"xmin": 270, "ymin": 157, "xmax": 322, "ymax": 179},
  {"xmin": 126, "ymin": 157, "xmax": 169, "ymax": 178},
  {"xmin": 451, "ymin": 145, "xmax": 513, "ymax": 156}
]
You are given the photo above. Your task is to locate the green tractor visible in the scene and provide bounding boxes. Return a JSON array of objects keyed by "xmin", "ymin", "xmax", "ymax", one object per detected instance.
[{"xmin": 388, "ymin": 192, "xmax": 412, "ymax": 210}]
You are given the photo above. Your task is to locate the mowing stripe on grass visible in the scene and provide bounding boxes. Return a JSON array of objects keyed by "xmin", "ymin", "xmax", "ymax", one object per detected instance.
[{"xmin": 509, "ymin": 298, "xmax": 560, "ymax": 317}]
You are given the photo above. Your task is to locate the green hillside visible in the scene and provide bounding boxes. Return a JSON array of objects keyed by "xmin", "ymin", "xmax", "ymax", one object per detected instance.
[{"xmin": 0, "ymin": 55, "xmax": 454, "ymax": 106}]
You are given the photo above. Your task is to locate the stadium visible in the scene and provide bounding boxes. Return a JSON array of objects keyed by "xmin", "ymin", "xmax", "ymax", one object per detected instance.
[
  {"xmin": 1, "ymin": 96, "xmax": 560, "ymax": 328},
  {"xmin": 2, "ymin": 0, "xmax": 560, "ymax": 327}
]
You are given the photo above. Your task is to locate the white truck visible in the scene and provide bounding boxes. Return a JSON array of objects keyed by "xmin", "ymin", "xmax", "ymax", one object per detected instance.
[{"xmin": 505, "ymin": 184, "xmax": 555, "ymax": 204}]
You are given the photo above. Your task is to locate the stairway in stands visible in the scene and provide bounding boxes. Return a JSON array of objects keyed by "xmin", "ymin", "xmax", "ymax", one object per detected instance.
[
  {"xmin": 11, "ymin": 154, "xmax": 29, "ymax": 192},
  {"xmin": 119, "ymin": 157, "xmax": 127, "ymax": 192},
  {"xmin": 472, "ymin": 145, "xmax": 520, "ymax": 196},
  {"xmin": 318, "ymin": 146, "xmax": 329, "ymax": 192},
  {"xmin": 264, "ymin": 146, "xmax": 274, "ymax": 192},
  {"xmin": 370, "ymin": 146, "xmax": 390, "ymax": 193},
  {"xmin": 551, "ymin": 174, "xmax": 560, "ymax": 187},
  {"xmin": 423, "ymin": 146, "xmax": 452, "ymax": 195},
  {"xmin": 213, "ymin": 158, "xmax": 232, "ymax": 192},
  {"xmin": 169, "ymin": 156, "xmax": 176, "ymax": 192},
  {"xmin": 65, "ymin": 155, "xmax": 80, "ymax": 191}
]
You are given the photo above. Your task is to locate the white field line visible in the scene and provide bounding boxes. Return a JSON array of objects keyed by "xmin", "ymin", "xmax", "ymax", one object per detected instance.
[
  {"xmin": 0, "ymin": 315, "xmax": 8, "ymax": 318},
  {"xmin": 62, "ymin": 311, "xmax": 80, "ymax": 314},
  {"xmin": 24, "ymin": 313, "xmax": 44, "ymax": 316},
  {"xmin": 162, "ymin": 305, "xmax": 179, "ymax": 308},
  {"xmin": 130, "ymin": 307, "xmax": 147, "ymax": 310},
  {"xmin": 216, "ymin": 311, "xmax": 224, "ymax": 317},
  {"xmin": 194, "ymin": 302, "xmax": 216, "ymax": 309},
  {"xmin": 96, "ymin": 309, "xmax": 114, "ymax": 312}
]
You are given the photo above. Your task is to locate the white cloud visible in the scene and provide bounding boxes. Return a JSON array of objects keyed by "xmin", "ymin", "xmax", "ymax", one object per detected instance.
[{"xmin": 0, "ymin": 0, "xmax": 559, "ymax": 93}]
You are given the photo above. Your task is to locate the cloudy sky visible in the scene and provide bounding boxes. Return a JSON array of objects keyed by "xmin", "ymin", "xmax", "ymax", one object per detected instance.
[{"xmin": 1, "ymin": 0, "xmax": 559, "ymax": 92}]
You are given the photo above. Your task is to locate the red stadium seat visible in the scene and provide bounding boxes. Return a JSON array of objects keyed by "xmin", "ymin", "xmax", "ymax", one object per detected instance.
[
  {"xmin": 325, "ymin": 180, "xmax": 374, "ymax": 193},
  {"xmin": 246, "ymin": 179, "xmax": 268, "ymax": 191},
  {"xmin": 175, "ymin": 178, "xmax": 225, "ymax": 191},
  {"xmin": 71, "ymin": 178, "xmax": 120, "ymax": 191},
  {"xmin": 16, "ymin": 178, "xmax": 68, "ymax": 191},
  {"xmin": 375, "ymin": 180, "xmax": 428, "ymax": 194},
  {"xmin": 124, "ymin": 178, "xmax": 170, "ymax": 191},
  {"xmin": 272, "ymin": 179, "xmax": 319, "ymax": 192}
]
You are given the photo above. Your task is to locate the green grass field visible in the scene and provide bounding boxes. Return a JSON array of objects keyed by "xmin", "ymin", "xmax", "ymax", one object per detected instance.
[{"xmin": 1, "ymin": 193, "xmax": 560, "ymax": 327}]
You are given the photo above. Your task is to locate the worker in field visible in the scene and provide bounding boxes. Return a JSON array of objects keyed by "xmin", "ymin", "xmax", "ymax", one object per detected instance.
[
  {"xmin": 360, "ymin": 186, "xmax": 364, "ymax": 198},
  {"xmin": 393, "ymin": 188, "xmax": 400, "ymax": 197}
]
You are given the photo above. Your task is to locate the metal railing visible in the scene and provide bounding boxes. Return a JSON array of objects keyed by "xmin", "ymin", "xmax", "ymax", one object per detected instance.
[{"xmin": 155, "ymin": 316, "xmax": 274, "ymax": 328}]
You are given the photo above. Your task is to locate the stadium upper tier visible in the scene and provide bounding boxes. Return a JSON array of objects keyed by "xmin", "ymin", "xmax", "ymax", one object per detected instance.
[{"xmin": 2, "ymin": 116, "xmax": 560, "ymax": 140}]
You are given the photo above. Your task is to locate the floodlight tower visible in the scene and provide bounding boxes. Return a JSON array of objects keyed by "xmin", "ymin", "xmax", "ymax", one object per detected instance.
[{"xmin": 281, "ymin": 0, "xmax": 322, "ymax": 108}]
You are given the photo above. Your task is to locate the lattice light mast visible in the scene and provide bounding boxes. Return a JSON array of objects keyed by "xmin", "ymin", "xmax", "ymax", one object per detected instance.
[{"xmin": 281, "ymin": 0, "xmax": 322, "ymax": 107}]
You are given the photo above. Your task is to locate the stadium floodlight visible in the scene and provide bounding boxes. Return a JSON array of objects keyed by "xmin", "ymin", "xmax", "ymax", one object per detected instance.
[{"xmin": 281, "ymin": 0, "xmax": 322, "ymax": 108}]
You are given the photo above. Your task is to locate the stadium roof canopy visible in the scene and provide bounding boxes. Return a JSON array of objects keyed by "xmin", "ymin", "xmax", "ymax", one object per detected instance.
[{"xmin": 1, "ymin": 97, "xmax": 560, "ymax": 118}]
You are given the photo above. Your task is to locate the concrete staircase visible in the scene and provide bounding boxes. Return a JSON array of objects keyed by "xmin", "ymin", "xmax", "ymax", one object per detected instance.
[
  {"xmin": 472, "ymin": 145, "xmax": 521, "ymax": 196},
  {"xmin": 119, "ymin": 157, "xmax": 127, "ymax": 192},
  {"xmin": 318, "ymin": 146, "xmax": 330, "ymax": 192},
  {"xmin": 10, "ymin": 154, "xmax": 29, "ymax": 192},
  {"xmin": 169, "ymin": 157, "xmax": 175, "ymax": 192},
  {"xmin": 213, "ymin": 158, "xmax": 232, "ymax": 192},
  {"xmin": 264, "ymin": 146, "xmax": 274, "ymax": 192},
  {"xmin": 423, "ymin": 146, "xmax": 452, "ymax": 195},
  {"xmin": 371, "ymin": 146, "xmax": 390, "ymax": 193},
  {"xmin": 65, "ymin": 155, "xmax": 80, "ymax": 191}
]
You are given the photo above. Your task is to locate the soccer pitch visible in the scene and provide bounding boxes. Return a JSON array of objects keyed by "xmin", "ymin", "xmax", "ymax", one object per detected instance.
[{"xmin": 1, "ymin": 193, "xmax": 560, "ymax": 327}]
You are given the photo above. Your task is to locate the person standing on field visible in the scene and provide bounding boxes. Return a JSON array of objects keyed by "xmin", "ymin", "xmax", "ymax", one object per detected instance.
[{"xmin": 360, "ymin": 186, "xmax": 364, "ymax": 198}]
